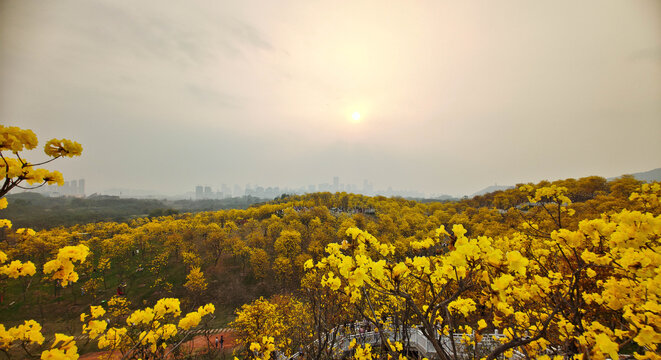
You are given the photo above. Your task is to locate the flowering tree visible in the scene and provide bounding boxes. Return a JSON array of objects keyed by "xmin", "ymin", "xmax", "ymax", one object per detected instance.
[
  {"xmin": 298, "ymin": 184, "xmax": 661, "ymax": 360},
  {"xmin": 0, "ymin": 125, "xmax": 86, "ymax": 358},
  {"xmin": 1, "ymin": 126, "xmax": 82, "ymax": 200},
  {"xmin": 81, "ymin": 298, "xmax": 215, "ymax": 359},
  {"xmin": 1, "ymin": 126, "xmax": 218, "ymax": 359}
]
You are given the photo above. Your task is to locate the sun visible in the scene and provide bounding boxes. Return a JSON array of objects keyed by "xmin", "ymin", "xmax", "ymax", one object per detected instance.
[{"xmin": 351, "ymin": 112, "xmax": 361, "ymax": 122}]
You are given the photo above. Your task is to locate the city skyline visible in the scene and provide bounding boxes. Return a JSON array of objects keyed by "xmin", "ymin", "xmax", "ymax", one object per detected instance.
[
  {"xmin": 29, "ymin": 166, "xmax": 661, "ymax": 201},
  {"xmin": 193, "ymin": 176, "xmax": 430, "ymax": 200}
]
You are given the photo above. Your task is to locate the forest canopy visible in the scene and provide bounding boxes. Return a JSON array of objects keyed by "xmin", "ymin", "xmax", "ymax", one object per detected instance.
[{"xmin": 1, "ymin": 126, "xmax": 660, "ymax": 359}]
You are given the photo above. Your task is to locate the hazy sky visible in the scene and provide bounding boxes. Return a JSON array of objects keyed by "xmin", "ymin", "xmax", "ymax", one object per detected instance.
[{"xmin": 1, "ymin": 0, "xmax": 660, "ymax": 197}]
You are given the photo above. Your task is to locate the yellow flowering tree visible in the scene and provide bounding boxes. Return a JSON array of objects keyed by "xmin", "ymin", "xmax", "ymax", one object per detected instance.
[
  {"xmin": 0, "ymin": 126, "xmax": 86, "ymax": 360},
  {"xmin": 183, "ymin": 266, "xmax": 208, "ymax": 306},
  {"xmin": 232, "ymin": 295, "xmax": 311, "ymax": 359},
  {"xmin": 0, "ymin": 127, "xmax": 219, "ymax": 360},
  {"xmin": 1, "ymin": 125, "xmax": 81, "ymax": 200},
  {"xmin": 299, "ymin": 184, "xmax": 661, "ymax": 360},
  {"xmin": 81, "ymin": 298, "xmax": 216, "ymax": 359}
]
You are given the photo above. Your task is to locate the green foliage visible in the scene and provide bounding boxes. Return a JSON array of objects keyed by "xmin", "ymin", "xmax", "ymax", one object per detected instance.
[{"xmin": 2, "ymin": 193, "xmax": 264, "ymax": 229}]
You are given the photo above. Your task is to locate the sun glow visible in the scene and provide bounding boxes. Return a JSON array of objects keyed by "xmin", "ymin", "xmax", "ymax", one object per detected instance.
[{"xmin": 351, "ymin": 112, "xmax": 361, "ymax": 122}]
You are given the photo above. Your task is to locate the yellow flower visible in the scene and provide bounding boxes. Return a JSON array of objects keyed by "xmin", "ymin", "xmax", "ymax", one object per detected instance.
[
  {"xmin": 478, "ymin": 319, "xmax": 487, "ymax": 330},
  {"xmin": 586, "ymin": 268, "xmax": 597, "ymax": 278},
  {"xmin": 154, "ymin": 298, "xmax": 181, "ymax": 318},
  {"xmin": 447, "ymin": 297, "xmax": 476, "ymax": 317},
  {"xmin": 0, "ymin": 126, "xmax": 38, "ymax": 152},
  {"xmin": 303, "ymin": 259, "xmax": 314, "ymax": 270},
  {"xmin": 44, "ymin": 138, "xmax": 83, "ymax": 158},
  {"xmin": 634, "ymin": 325, "xmax": 660, "ymax": 349},
  {"xmin": 8, "ymin": 320, "xmax": 45, "ymax": 345},
  {"xmin": 83, "ymin": 320, "xmax": 107, "ymax": 339},
  {"xmin": 0, "ymin": 219, "xmax": 11, "ymax": 229},
  {"xmin": 40, "ymin": 348, "xmax": 77, "ymax": 360},
  {"xmin": 392, "ymin": 262, "xmax": 409, "ymax": 279},
  {"xmin": 595, "ymin": 333, "xmax": 619, "ymax": 359},
  {"xmin": 491, "ymin": 274, "xmax": 514, "ymax": 292},
  {"xmin": 370, "ymin": 260, "xmax": 386, "ymax": 280},
  {"xmin": 506, "ymin": 251, "xmax": 529, "ymax": 276},
  {"xmin": 156, "ymin": 324, "xmax": 178, "ymax": 340},
  {"xmin": 97, "ymin": 327, "xmax": 126, "ymax": 349},
  {"xmin": 348, "ymin": 267, "xmax": 368, "ymax": 287},
  {"xmin": 51, "ymin": 333, "xmax": 76, "ymax": 351},
  {"xmin": 412, "ymin": 257, "xmax": 431, "ymax": 273},
  {"xmin": 452, "ymin": 224, "xmax": 467, "ymax": 238},
  {"xmin": 0, "ymin": 260, "xmax": 36, "ymax": 278},
  {"xmin": 349, "ymin": 338, "xmax": 357, "ymax": 349},
  {"xmin": 43, "ymin": 245, "xmax": 90, "ymax": 286},
  {"xmin": 127, "ymin": 308, "xmax": 155, "ymax": 326},
  {"xmin": 90, "ymin": 306, "xmax": 106, "ymax": 319},
  {"xmin": 379, "ymin": 243, "xmax": 393, "ymax": 256},
  {"xmin": 197, "ymin": 303, "xmax": 215, "ymax": 316},
  {"xmin": 178, "ymin": 311, "xmax": 202, "ymax": 330},
  {"xmin": 322, "ymin": 272, "xmax": 341, "ymax": 291}
]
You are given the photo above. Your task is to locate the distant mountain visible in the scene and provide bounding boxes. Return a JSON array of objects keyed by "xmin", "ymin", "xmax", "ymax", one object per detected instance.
[
  {"xmin": 432, "ymin": 194, "xmax": 458, "ymax": 201},
  {"xmin": 470, "ymin": 185, "xmax": 515, "ymax": 197},
  {"xmin": 608, "ymin": 168, "xmax": 661, "ymax": 182},
  {"xmin": 469, "ymin": 167, "xmax": 661, "ymax": 199},
  {"xmin": 418, "ymin": 194, "xmax": 458, "ymax": 202}
]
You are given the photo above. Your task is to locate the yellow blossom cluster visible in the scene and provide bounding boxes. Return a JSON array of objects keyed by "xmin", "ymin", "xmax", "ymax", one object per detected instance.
[
  {"xmin": 249, "ymin": 336, "xmax": 276, "ymax": 360},
  {"xmin": 96, "ymin": 327, "xmax": 126, "ymax": 350},
  {"xmin": 41, "ymin": 334, "xmax": 78, "ymax": 360},
  {"xmin": 0, "ymin": 250, "xmax": 36, "ymax": 278},
  {"xmin": 1, "ymin": 126, "xmax": 82, "ymax": 201},
  {"xmin": 519, "ymin": 184, "xmax": 572, "ymax": 205},
  {"xmin": 0, "ymin": 126, "xmax": 38, "ymax": 152},
  {"xmin": 0, "ymin": 320, "xmax": 45, "ymax": 351},
  {"xmin": 43, "ymin": 138, "xmax": 83, "ymax": 158},
  {"xmin": 43, "ymin": 244, "xmax": 90, "ymax": 286},
  {"xmin": 106, "ymin": 295, "xmax": 131, "ymax": 318},
  {"xmin": 630, "ymin": 182, "xmax": 661, "ymax": 210},
  {"xmin": 0, "ymin": 157, "xmax": 64, "ymax": 187}
]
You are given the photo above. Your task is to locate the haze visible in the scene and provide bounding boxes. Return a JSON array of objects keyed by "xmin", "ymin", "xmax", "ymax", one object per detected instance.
[{"xmin": 1, "ymin": 0, "xmax": 660, "ymax": 197}]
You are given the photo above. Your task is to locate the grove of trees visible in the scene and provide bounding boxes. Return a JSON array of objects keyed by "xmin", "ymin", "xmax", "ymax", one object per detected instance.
[{"xmin": 1, "ymin": 125, "xmax": 659, "ymax": 359}]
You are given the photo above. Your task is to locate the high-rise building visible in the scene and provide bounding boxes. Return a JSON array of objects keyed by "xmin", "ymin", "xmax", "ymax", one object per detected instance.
[
  {"xmin": 34, "ymin": 178, "xmax": 85, "ymax": 197},
  {"xmin": 195, "ymin": 186, "xmax": 203, "ymax": 199},
  {"xmin": 333, "ymin": 176, "xmax": 339, "ymax": 192},
  {"xmin": 363, "ymin": 179, "xmax": 373, "ymax": 195},
  {"xmin": 221, "ymin": 184, "xmax": 231, "ymax": 198}
]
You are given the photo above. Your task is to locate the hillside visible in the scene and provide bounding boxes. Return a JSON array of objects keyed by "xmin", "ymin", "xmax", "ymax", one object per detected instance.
[
  {"xmin": 470, "ymin": 185, "xmax": 515, "ymax": 197},
  {"xmin": 470, "ymin": 167, "xmax": 661, "ymax": 199},
  {"xmin": 608, "ymin": 167, "xmax": 661, "ymax": 182},
  {"xmin": 1, "ymin": 175, "xmax": 659, "ymax": 359},
  {"xmin": 2, "ymin": 192, "xmax": 265, "ymax": 229}
]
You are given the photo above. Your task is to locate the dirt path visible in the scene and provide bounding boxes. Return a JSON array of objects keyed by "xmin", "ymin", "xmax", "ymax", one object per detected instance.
[{"xmin": 78, "ymin": 329, "xmax": 236, "ymax": 360}]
